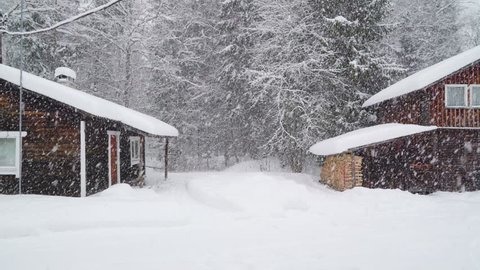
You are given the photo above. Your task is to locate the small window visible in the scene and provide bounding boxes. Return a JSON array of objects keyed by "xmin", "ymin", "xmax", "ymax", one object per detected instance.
[
  {"xmin": 0, "ymin": 132, "xmax": 25, "ymax": 177},
  {"xmin": 445, "ymin": 85, "xmax": 467, "ymax": 108},
  {"xmin": 129, "ymin": 137, "xmax": 141, "ymax": 166},
  {"xmin": 471, "ymin": 85, "xmax": 480, "ymax": 107}
]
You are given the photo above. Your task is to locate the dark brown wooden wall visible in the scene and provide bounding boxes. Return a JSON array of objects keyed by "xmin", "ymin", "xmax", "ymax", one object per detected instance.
[
  {"xmin": 358, "ymin": 129, "xmax": 480, "ymax": 193},
  {"xmin": 376, "ymin": 91, "xmax": 426, "ymax": 125},
  {"xmin": 0, "ymin": 80, "xmax": 146, "ymax": 196},
  {"xmin": 120, "ymin": 131, "xmax": 145, "ymax": 187},
  {"xmin": 377, "ymin": 61, "xmax": 480, "ymax": 127},
  {"xmin": 84, "ymin": 117, "xmax": 145, "ymax": 195},
  {"xmin": 430, "ymin": 64, "xmax": 480, "ymax": 127},
  {"xmin": 0, "ymin": 81, "xmax": 81, "ymax": 196}
]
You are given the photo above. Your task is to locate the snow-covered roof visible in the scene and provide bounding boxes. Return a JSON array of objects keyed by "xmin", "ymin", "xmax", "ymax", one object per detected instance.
[
  {"xmin": 0, "ymin": 64, "xmax": 178, "ymax": 137},
  {"xmin": 309, "ymin": 123, "xmax": 437, "ymax": 156},
  {"xmin": 363, "ymin": 45, "xmax": 480, "ymax": 107}
]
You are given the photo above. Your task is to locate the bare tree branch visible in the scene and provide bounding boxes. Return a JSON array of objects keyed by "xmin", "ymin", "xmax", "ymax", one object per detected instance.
[{"xmin": 0, "ymin": 0, "xmax": 125, "ymax": 35}]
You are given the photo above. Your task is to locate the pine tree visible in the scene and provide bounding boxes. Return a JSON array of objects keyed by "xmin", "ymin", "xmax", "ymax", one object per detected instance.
[
  {"xmin": 4, "ymin": 0, "xmax": 80, "ymax": 76},
  {"xmin": 210, "ymin": 0, "xmax": 258, "ymax": 166},
  {"xmin": 147, "ymin": 0, "xmax": 221, "ymax": 170},
  {"xmin": 248, "ymin": 0, "xmax": 337, "ymax": 172},
  {"xmin": 307, "ymin": 0, "xmax": 399, "ymax": 131},
  {"xmin": 388, "ymin": 0, "xmax": 461, "ymax": 72},
  {"xmin": 247, "ymin": 0, "xmax": 397, "ymax": 171}
]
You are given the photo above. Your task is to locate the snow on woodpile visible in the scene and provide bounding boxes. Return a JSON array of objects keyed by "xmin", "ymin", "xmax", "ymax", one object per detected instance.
[
  {"xmin": 363, "ymin": 45, "xmax": 480, "ymax": 107},
  {"xmin": 0, "ymin": 64, "xmax": 178, "ymax": 137},
  {"xmin": 309, "ymin": 123, "xmax": 437, "ymax": 156}
]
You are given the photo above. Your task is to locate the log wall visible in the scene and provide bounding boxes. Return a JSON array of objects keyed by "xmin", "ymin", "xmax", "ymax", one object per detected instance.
[
  {"xmin": 0, "ymin": 81, "xmax": 81, "ymax": 196},
  {"xmin": 0, "ymin": 80, "xmax": 146, "ymax": 196}
]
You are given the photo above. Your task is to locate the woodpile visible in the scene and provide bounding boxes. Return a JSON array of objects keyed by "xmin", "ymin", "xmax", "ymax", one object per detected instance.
[{"xmin": 320, "ymin": 153, "xmax": 363, "ymax": 191}]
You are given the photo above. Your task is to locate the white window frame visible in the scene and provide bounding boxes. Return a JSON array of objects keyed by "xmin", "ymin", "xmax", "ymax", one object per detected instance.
[
  {"xmin": 129, "ymin": 136, "xmax": 141, "ymax": 166},
  {"xmin": 445, "ymin": 84, "xmax": 468, "ymax": 108},
  {"xmin": 0, "ymin": 131, "xmax": 27, "ymax": 177},
  {"xmin": 470, "ymin": 84, "xmax": 480, "ymax": 108}
]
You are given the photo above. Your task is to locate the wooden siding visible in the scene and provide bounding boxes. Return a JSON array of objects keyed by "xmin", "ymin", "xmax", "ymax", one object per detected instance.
[
  {"xmin": 120, "ymin": 131, "xmax": 145, "ymax": 187},
  {"xmin": 0, "ymin": 80, "xmax": 146, "ymax": 196},
  {"xmin": 359, "ymin": 129, "xmax": 480, "ymax": 193},
  {"xmin": 430, "ymin": 64, "xmax": 480, "ymax": 127},
  {"xmin": 0, "ymin": 81, "xmax": 81, "ymax": 196},
  {"xmin": 84, "ymin": 117, "xmax": 145, "ymax": 195},
  {"xmin": 377, "ymin": 61, "xmax": 480, "ymax": 127},
  {"xmin": 377, "ymin": 91, "xmax": 426, "ymax": 125},
  {"xmin": 321, "ymin": 154, "xmax": 363, "ymax": 191}
]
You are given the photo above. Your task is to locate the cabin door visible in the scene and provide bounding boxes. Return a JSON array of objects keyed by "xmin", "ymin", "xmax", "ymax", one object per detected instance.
[{"xmin": 108, "ymin": 131, "xmax": 121, "ymax": 186}]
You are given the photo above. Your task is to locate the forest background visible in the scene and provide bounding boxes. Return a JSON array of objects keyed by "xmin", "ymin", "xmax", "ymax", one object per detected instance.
[{"xmin": 1, "ymin": 0, "xmax": 479, "ymax": 172}]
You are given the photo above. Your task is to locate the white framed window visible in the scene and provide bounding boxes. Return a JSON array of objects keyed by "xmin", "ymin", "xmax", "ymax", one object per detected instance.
[
  {"xmin": 470, "ymin": 85, "xmax": 480, "ymax": 108},
  {"xmin": 129, "ymin": 136, "xmax": 141, "ymax": 166},
  {"xmin": 0, "ymin": 131, "xmax": 26, "ymax": 177},
  {"xmin": 445, "ymin": 84, "xmax": 468, "ymax": 108}
]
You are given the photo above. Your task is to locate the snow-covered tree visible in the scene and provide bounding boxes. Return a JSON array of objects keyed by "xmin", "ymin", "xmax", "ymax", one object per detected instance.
[
  {"xmin": 458, "ymin": 2, "xmax": 480, "ymax": 49},
  {"xmin": 246, "ymin": 0, "xmax": 396, "ymax": 172},
  {"xmin": 4, "ymin": 0, "xmax": 81, "ymax": 76},
  {"xmin": 387, "ymin": 0, "xmax": 461, "ymax": 72},
  {"xmin": 1, "ymin": 0, "xmax": 467, "ymax": 172},
  {"xmin": 210, "ymin": 0, "xmax": 258, "ymax": 165},
  {"xmin": 146, "ymin": 0, "xmax": 221, "ymax": 170}
]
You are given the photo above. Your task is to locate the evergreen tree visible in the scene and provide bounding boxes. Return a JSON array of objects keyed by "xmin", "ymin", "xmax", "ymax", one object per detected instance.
[
  {"xmin": 210, "ymin": 0, "xmax": 258, "ymax": 166},
  {"xmin": 248, "ymin": 0, "xmax": 396, "ymax": 171},
  {"xmin": 147, "ymin": 0, "xmax": 221, "ymax": 170},
  {"xmin": 4, "ymin": 0, "xmax": 80, "ymax": 76},
  {"xmin": 248, "ymin": 0, "xmax": 336, "ymax": 172},
  {"xmin": 388, "ymin": 0, "xmax": 461, "ymax": 72}
]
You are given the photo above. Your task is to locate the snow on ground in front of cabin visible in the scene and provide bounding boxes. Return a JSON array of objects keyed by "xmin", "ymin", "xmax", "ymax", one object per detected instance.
[{"xmin": 1, "ymin": 169, "xmax": 480, "ymax": 269}]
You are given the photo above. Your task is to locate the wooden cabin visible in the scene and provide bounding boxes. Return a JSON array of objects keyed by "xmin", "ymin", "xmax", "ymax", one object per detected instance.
[
  {"xmin": 310, "ymin": 45, "xmax": 480, "ymax": 193},
  {"xmin": 0, "ymin": 64, "xmax": 178, "ymax": 197}
]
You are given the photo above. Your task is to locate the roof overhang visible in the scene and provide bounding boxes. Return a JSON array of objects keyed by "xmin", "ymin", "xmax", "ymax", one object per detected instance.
[
  {"xmin": 309, "ymin": 123, "xmax": 437, "ymax": 156},
  {"xmin": 0, "ymin": 64, "xmax": 178, "ymax": 137}
]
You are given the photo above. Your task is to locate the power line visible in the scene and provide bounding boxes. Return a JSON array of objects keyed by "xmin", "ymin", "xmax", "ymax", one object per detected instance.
[{"xmin": 1, "ymin": 0, "xmax": 124, "ymax": 36}]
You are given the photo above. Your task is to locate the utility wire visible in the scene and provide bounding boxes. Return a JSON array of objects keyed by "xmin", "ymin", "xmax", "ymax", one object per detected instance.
[
  {"xmin": 18, "ymin": 0, "xmax": 24, "ymax": 194},
  {"xmin": 1, "ymin": 0, "xmax": 124, "ymax": 36}
]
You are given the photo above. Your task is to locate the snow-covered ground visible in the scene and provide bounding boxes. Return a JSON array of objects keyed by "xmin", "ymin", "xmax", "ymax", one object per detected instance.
[{"xmin": 1, "ymin": 170, "xmax": 480, "ymax": 270}]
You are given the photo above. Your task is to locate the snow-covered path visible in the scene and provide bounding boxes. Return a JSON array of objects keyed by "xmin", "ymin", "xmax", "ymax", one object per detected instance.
[{"xmin": 1, "ymin": 172, "xmax": 480, "ymax": 270}]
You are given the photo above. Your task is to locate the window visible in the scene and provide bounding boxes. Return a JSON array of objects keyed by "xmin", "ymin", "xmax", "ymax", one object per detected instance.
[
  {"xmin": 445, "ymin": 85, "xmax": 467, "ymax": 108},
  {"xmin": 129, "ymin": 137, "xmax": 141, "ymax": 166},
  {"xmin": 0, "ymin": 132, "xmax": 25, "ymax": 177},
  {"xmin": 471, "ymin": 85, "xmax": 480, "ymax": 107}
]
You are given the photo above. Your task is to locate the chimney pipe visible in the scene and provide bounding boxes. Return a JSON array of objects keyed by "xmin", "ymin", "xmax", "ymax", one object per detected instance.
[{"xmin": 54, "ymin": 67, "xmax": 77, "ymax": 86}]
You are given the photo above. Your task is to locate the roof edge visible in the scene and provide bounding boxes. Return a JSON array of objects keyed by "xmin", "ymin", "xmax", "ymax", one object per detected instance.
[
  {"xmin": 363, "ymin": 45, "xmax": 480, "ymax": 108},
  {"xmin": 0, "ymin": 64, "xmax": 179, "ymax": 137},
  {"xmin": 309, "ymin": 123, "xmax": 437, "ymax": 156}
]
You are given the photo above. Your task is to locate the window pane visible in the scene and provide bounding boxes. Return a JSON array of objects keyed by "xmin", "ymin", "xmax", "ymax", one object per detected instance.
[
  {"xmin": 134, "ymin": 141, "xmax": 139, "ymax": 159},
  {"xmin": 130, "ymin": 142, "xmax": 134, "ymax": 158},
  {"xmin": 472, "ymin": 86, "xmax": 480, "ymax": 107},
  {"xmin": 446, "ymin": 86, "xmax": 466, "ymax": 107},
  {"xmin": 130, "ymin": 139, "xmax": 140, "ymax": 160},
  {"xmin": 132, "ymin": 142, "xmax": 136, "ymax": 159},
  {"xmin": 0, "ymin": 138, "xmax": 16, "ymax": 167}
]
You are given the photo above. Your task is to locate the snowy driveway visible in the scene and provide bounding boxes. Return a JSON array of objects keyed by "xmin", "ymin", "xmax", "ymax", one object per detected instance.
[{"xmin": 1, "ymin": 172, "xmax": 479, "ymax": 270}]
